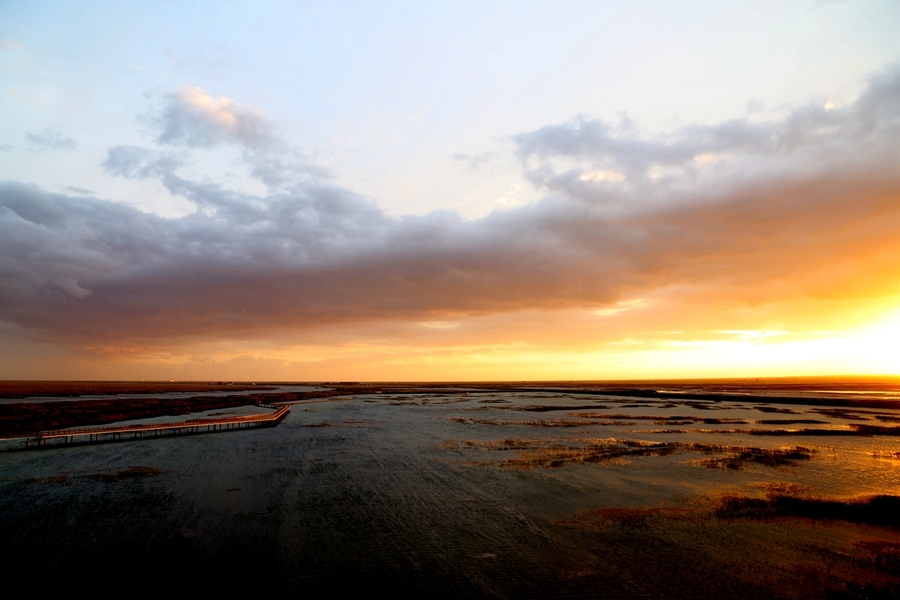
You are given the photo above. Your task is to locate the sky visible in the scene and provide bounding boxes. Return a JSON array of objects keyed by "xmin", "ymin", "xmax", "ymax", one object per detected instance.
[{"xmin": 0, "ymin": 0, "xmax": 898, "ymax": 381}]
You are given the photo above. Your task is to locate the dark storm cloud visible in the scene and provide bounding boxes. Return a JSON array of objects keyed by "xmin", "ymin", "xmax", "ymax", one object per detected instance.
[
  {"xmin": 0, "ymin": 68, "xmax": 898, "ymax": 347},
  {"xmin": 25, "ymin": 128, "xmax": 77, "ymax": 151}
]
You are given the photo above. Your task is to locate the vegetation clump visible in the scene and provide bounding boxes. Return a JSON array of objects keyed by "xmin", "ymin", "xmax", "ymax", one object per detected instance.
[
  {"xmin": 442, "ymin": 436, "xmax": 814, "ymax": 471},
  {"xmin": 697, "ymin": 446, "xmax": 813, "ymax": 470},
  {"xmin": 715, "ymin": 494, "xmax": 900, "ymax": 527}
]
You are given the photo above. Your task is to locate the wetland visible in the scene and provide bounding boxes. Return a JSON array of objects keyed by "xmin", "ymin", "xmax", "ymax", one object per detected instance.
[{"xmin": 1, "ymin": 378, "xmax": 898, "ymax": 598}]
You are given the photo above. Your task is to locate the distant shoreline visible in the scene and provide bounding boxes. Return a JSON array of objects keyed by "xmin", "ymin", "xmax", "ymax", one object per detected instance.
[{"xmin": 1, "ymin": 378, "xmax": 897, "ymax": 439}]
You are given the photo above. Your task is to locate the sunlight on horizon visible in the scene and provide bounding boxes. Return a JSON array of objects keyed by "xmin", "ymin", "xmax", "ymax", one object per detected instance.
[{"xmin": 35, "ymin": 307, "xmax": 897, "ymax": 382}]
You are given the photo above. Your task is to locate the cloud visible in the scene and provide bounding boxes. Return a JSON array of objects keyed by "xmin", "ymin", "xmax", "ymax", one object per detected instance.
[
  {"xmin": 422, "ymin": 321, "xmax": 461, "ymax": 329},
  {"xmin": 63, "ymin": 186, "xmax": 96, "ymax": 195},
  {"xmin": 495, "ymin": 184, "xmax": 525, "ymax": 206},
  {"xmin": 0, "ymin": 67, "xmax": 898, "ymax": 351},
  {"xmin": 102, "ymin": 145, "xmax": 183, "ymax": 180},
  {"xmin": 453, "ymin": 152, "xmax": 494, "ymax": 170},
  {"xmin": 25, "ymin": 128, "xmax": 77, "ymax": 151},
  {"xmin": 156, "ymin": 85, "xmax": 274, "ymax": 149},
  {"xmin": 514, "ymin": 66, "xmax": 899, "ymax": 200},
  {"xmin": 594, "ymin": 299, "xmax": 647, "ymax": 317},
  {"xmin": 151, "ymin": 84, "xmax": 324, "ymax": 190}
]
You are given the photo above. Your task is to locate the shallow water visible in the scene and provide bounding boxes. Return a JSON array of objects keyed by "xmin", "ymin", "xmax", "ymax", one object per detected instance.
[{"xmin": 1, "ymin": 389, "xmax": 898, "ymax": 597}]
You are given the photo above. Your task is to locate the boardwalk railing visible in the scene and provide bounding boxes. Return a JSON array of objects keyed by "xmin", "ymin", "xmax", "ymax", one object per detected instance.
[{"xmin": 2, "ymin": 403, "xmax": 291, "ymax": 448}]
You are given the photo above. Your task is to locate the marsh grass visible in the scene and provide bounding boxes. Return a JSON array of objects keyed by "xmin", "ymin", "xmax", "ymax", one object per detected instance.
[
  {"xmin": 872, "ymin": 450, "xmax": 900, "ymax": 459},
  {"xmin": 714, "ymin": 494, "xmax": 900, "ymax": 527},
  {"xmin": 447, "ymin": 417, "xmax": 636, "ymax": 427},
  {"xmin": 441, "ymin": 436, "xmax": 814, "ymax": 470}
]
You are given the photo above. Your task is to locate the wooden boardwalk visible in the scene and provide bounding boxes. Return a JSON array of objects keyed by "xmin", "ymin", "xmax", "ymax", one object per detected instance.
[{"xmin": 1, "ymin": 403, "xmax": 290, "ymax": 449}]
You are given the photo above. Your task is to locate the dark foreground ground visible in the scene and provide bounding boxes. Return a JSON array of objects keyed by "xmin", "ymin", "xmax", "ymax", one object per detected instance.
[{"xmin": 1, "ymin": 379, "xmax": 898, "ymax": 598}]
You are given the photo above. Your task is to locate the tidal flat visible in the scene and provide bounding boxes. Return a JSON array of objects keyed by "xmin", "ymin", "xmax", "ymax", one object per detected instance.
[{"xmin": 1, "ymin": 380, "xmax": 898, "ymax": 598}]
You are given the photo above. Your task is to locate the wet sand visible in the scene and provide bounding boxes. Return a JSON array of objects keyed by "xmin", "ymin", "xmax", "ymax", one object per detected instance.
[{"xmin": 0, "ymin": 379, "xmax": 898, "ymax": 597}]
